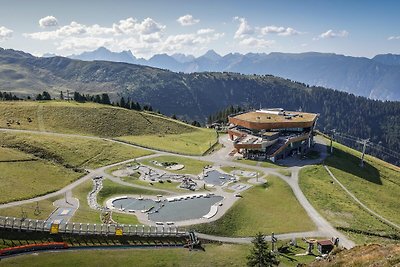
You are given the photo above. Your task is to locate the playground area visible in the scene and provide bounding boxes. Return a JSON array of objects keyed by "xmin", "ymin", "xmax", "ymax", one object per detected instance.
[
  {"xmin": 111, "ymin": 163, "xmax": 198, "ymax": 191},
  {"xmin": 96, "ymin": 158, "xmax": 270, "ymax": 226}
]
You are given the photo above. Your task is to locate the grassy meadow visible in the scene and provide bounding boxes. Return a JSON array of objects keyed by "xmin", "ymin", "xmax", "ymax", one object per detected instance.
[
  {"xmin": 299, "ymin": 142, "xmax": 400, "ymax": 244},
  {"xmin": 0, "ymin": 130, "xmax": 153, "ymax": 204},
  {"xmin": 194, "ymin": 175, "xmax": 316, "ymax": 236},
  {"xmin": 0, "ymin": 101, "xmax": 200, "ymax": 137},
  {"xmin": 0, "ymin": 244, "xmax": 250, "ymax": 267},
  {"xmin": 0, "ymin": 146, "xmax": 82, "ymax": 204},
  {"xmin": 117, "ymin": 128, "xmax": 218, "ymax": 155},
  {"xmin": 0, "ymin": 196, "xmax": 58, "ymax": 220},
  {"xmin": 0, "ymin": 131, "xmax": 152, "ymax": 169}
]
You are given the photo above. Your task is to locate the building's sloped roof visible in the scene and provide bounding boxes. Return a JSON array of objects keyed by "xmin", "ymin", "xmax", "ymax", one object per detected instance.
[{"xmin": 232, "ymin": 109, "xmax": 317, "ymax": 124}]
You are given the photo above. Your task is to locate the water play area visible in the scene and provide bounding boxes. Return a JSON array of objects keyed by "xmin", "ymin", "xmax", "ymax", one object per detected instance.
[{"xmin": 108, "ymin": 194, "xmax": 223, "ymax": 222}]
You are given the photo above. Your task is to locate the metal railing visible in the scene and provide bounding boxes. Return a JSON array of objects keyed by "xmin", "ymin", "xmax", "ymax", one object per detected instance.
[{"xmin": 0, "ymin": 216, "xmax": 187, "ymax": 237}]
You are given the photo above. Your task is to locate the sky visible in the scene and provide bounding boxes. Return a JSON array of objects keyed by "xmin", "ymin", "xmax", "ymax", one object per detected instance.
[{"xmin": 0, "ymin": 0, "xmax": 399, "ymax": 58}]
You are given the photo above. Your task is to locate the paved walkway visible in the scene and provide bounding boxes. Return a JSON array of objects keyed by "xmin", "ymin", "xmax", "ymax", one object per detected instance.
[{"xmin": 46, "ymin": 192, "xmax": 79, "ymax": 225}]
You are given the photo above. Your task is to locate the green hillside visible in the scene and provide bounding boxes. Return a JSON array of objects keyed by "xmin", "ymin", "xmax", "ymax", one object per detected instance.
[
  {"xmin": 0, "ymin": 146, "xmax": 81, "ymax": 203},
  {"xmin": 0, "ymin": 131, "xmax": 152, "ymax": 169},
  {"xmin": 0, "ymin": 100, "xmax": 217, "ymax": 154},
  {"xmin": 0, "ymin": 101, "xmax": 198, "ymax": 137},
  {"xmin": 299, "ymin": 140, "xmax": 400, "ymax": 244}
]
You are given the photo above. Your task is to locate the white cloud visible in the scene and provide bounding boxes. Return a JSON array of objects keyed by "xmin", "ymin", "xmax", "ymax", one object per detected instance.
[
  {"xmin": 388, "ymin": 36, "xmax": 400, "ymax": 40},
  {"xmin": 57, "ymin": 36, "xmax": 113, "ymax": 51},
  {"xmin": 233, "ymin": 17, "xmax": 274, "ymax": 49},
  {"xmin": 197, "ymin": 28, "xmax": 215, "ymax": 35},
  {"xmin": 135, "ymin": 17, "xmax": 165, "ymax": 35},
  {"xmin": 25, "ymin": 21, "xmax": 87, "ymax": 40},
  {"xmin": 314, "ymin": 29, "xmax": 349, "ymax": 40},
  {"xmin": 25, "ymin": 17, "xmax": 166, "ymax": 41},
  {"xmin": 177, "ymin": 14, "xmax": 200, "ymax": 26},
  {"xmin": 0, "ymin": 26, "xmax": 13, "ymax": 41},
  {"xmin": 239, "ymin": 37, "xmax": 274, "ymax": 48},
  {"xmin": 162, "ymin": 32, "xmax": 223, "ymax": 53},
  {"xmin": 39, "ymin": 16, "xmax": 58, "ymax": 28},
  {"xmin": 234, "ymin": 17, "xmax": 254, "ymax": 39},
  {"xmin": 24, "ymin": 17, "xmax": 223, "ymax": 57},
  {"xmin": 260, "ymin": 25, "xmax": 301, "ymax": 36}
]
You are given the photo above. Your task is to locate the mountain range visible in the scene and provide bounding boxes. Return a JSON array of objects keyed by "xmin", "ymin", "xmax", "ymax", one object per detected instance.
[{"xmin": 67, "ymin": 47, "xmax": 400, "ymax": 101}]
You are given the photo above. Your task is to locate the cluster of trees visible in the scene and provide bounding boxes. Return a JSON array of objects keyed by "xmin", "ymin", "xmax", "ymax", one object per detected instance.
[
  {"xmin": 207, "ymin": 105, "xmax": 247, "ymax": 124},
  {"xmin": 118, "ymin": 96, "xmax": 154, "ymax": 112},
  {"xmin": 70, "ymin": 91, "xmax": 156, "ymax": 113},
  {"xmin": 0, "ymin": 91, "xmax": 21, "ymax": 101},
  {"xmin": 70, "ymin": 91, "xmax": 111, "ymax": 105},
  {"xmin": 35, "ymin": 91, "xmax": 52, "ymax": 100}
]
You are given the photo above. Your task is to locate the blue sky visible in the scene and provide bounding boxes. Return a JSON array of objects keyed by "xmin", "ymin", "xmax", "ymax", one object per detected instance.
[{"xmin": 0, "ymin": 0, "xmax": 399, "ymax": 58}]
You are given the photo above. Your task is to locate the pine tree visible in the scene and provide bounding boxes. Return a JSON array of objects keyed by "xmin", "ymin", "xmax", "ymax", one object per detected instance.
[
  {"xmin": 247, "ymin": 233, "xmax": 279, "ymax": 267},
  {"xmin": 101, "ymin": 93, "xmax": 111, "ymax": 105},
  {"xmin": 42, "ymin": 91, "xmax": 51, "ymax": 100},
  {"xmin": 120, "ymin": 97, "xmax": 126, "ymax": 108}
]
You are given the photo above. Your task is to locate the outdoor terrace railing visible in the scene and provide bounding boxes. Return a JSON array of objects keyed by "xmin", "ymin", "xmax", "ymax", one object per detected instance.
[{"xmin": 0, "ymin": 216, "xmax": 187, "ymax": 237}]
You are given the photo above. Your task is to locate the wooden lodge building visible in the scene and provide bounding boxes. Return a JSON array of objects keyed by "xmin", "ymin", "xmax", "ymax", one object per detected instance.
[{"xmin": 228, "ymin": 108, "xmax": 319, "ymax": 162}]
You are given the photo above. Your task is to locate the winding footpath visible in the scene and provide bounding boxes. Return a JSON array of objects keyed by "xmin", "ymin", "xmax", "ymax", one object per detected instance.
[{"xmin": 0, "ymin": 128, "xmax": 358, "ymax": 248}]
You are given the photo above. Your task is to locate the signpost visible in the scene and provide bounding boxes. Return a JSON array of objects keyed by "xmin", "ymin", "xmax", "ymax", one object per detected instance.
[
  {"xmin": 50, "ymin": 223, "xmax": 59, "ymax": 234},
  {"xmin": 115, "ymin": 227, "xmax": 123, "ymax": 236}
]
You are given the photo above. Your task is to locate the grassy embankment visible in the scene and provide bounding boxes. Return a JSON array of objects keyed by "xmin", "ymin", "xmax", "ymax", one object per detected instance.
[
  {"xmin": 0, "ymin": 244, "xmax": 249, "ymax": 267},
  {"xmin": 0, "ymin": 238, "xmax": 328, "ymax": 267},
  {"xmin": 299, "ymin": 141, "xmax": 400, "ymax": 244},
  {"xmin": 0, "ymin": 132, "xmax": 151, "ymax": 204},
  {"xmin": 0, "ymin": 146, "xmax": 81, "ymax": 204},
  {"xmin": 0, "ymin": 101, "xmax": 217, "ymax": 155},
  {"xmin": 117, "ymin": 128, "xmax": 218, "ymax": 155},
  {"xmin": 193, "ymin": 175, "xmax": 316, "ymax": 236}
]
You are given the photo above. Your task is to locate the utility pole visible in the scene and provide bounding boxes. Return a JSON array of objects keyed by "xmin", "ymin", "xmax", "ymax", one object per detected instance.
[
  {"xmin": 357, "ymin": 138, "xmax": 369, "ymax": 167},
  {"xmin": 67, "ymin": 90, "xmax": 70, "ymax": 102},
  {"xmin": 330, "ymin": 129, "xmax": 336, "ymax": 154}
]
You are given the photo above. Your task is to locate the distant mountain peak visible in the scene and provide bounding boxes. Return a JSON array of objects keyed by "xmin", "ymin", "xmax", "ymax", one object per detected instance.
[
  {"xmin": 68, "ymin": 47, "xmax": 136, "ymax": 63},
  {"xmin": 200, "ymin": 49, "xmax": 222, "ymax": 61}
]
